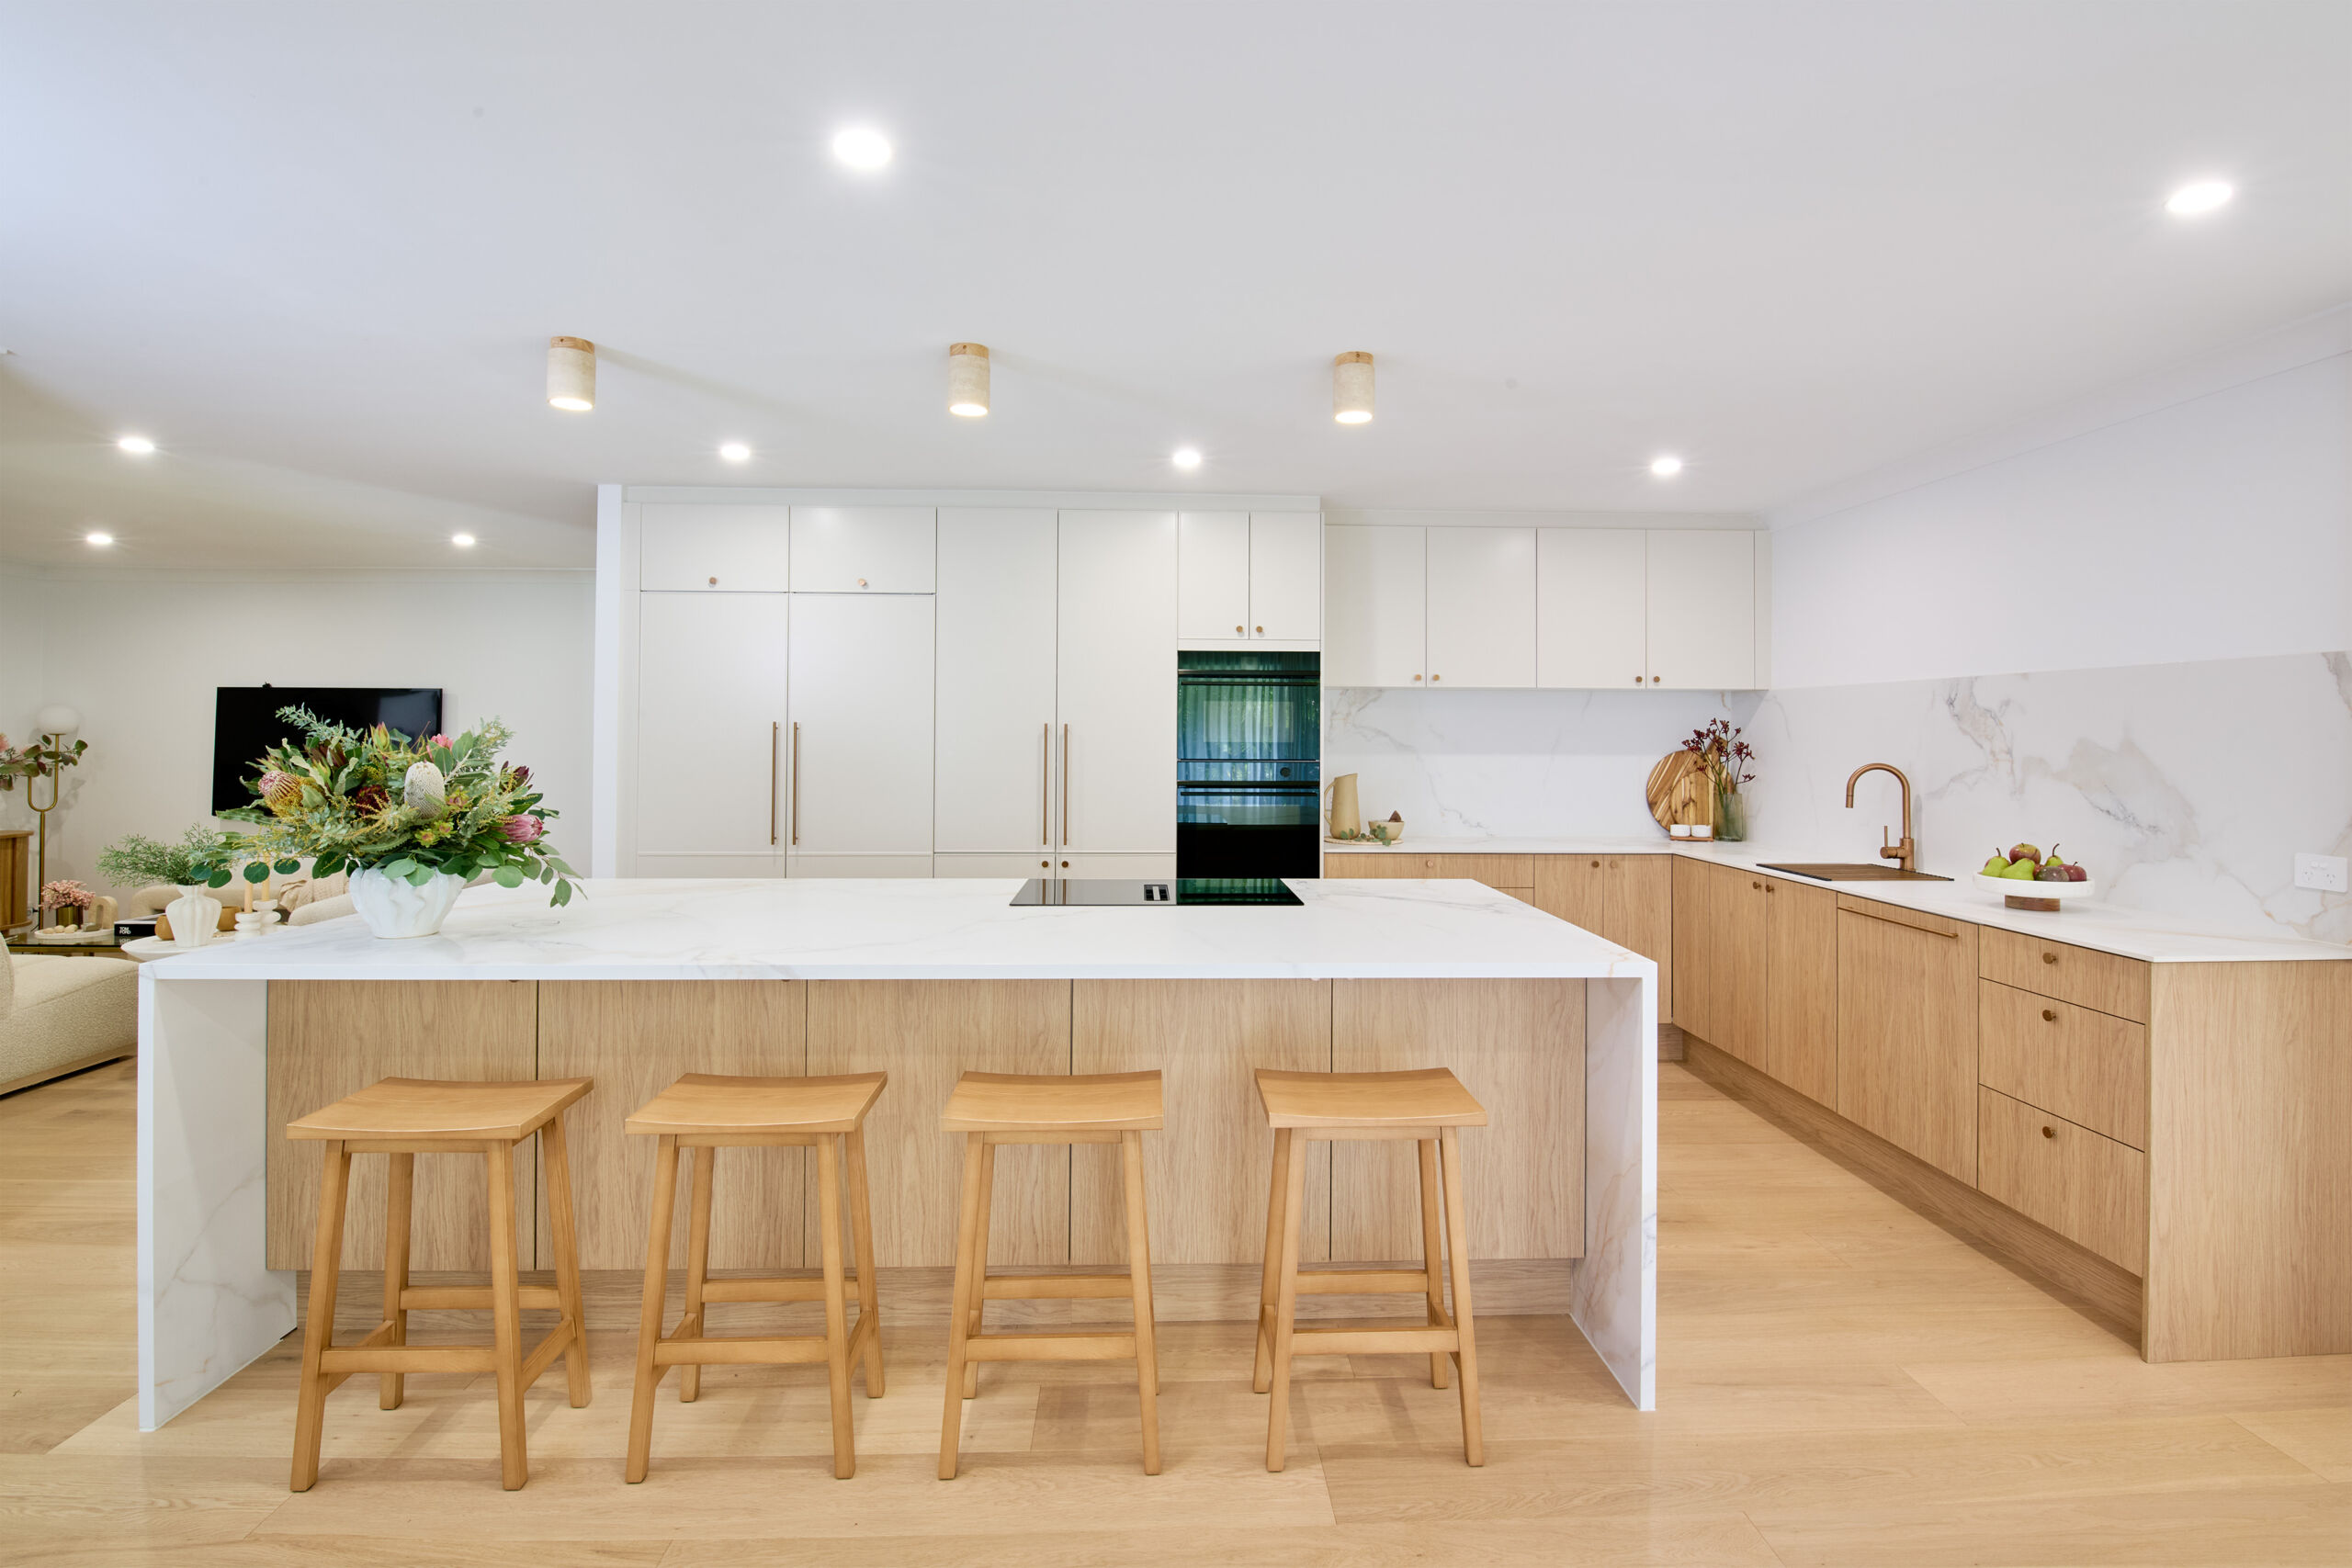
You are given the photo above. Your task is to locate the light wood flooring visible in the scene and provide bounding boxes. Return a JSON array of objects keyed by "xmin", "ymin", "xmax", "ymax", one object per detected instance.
[{"xmin": 4, "ymin": 1057, "xmax": 2346, "ymax": 1565}]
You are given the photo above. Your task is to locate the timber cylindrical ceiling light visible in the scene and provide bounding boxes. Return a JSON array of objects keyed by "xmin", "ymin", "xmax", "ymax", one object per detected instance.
[
  {"xmin": 547, "ymin": 336, "xmax": 595, "ymax": 412},
  {"xmin": 1332, "ymin": 351, "xmax": 1374, "ymax": 423},
  {"xmin": 948, "ymin": 343, "xmax": 989, "ymax": 417}
]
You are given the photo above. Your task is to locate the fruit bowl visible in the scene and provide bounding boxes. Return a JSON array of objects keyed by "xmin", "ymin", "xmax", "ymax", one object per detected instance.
[{"xmin": 1973, "ymin": 872, "xmax": 2097, "ymax": 912}]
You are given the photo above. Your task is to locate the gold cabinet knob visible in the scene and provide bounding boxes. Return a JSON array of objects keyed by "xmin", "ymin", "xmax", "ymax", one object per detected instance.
[
  {"xmin": 1255, "ymin": 625, "xmax": 1263, "ymax": 634},
  {"xmin": 1236, "ymin": 625, "xmax": 1245, "ymax": 634},
  {"xmin": 1431, "ymin": 673, "xmax": 1442, "ymax": 682},
  {"xmin": 707, "ymin": 576, "xmax": 718, "ymax": 586},
  {"xmin": 1412, "ymin": 673, "xmax": 1422, "ymax": 681},
  {"xmin": 2041, "ymin": 1125, "xmax": 2056, "ymax": 1140},
  {"xmin": 2042, "ymin": 952, "xmax": 2058, "ymax": 964},
  {"xmin": 2042, "ymin": 1009, "xmax": 2056, "ymax": 1021},
  {"xmin": 858, "ymin": 577, "xmax": 868, "ymax": 588}
]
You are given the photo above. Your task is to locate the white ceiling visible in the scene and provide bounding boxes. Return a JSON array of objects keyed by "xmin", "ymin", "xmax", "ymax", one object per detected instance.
[{"xmin": 3, "ymin": 1, "xmax": 2346, "ymax": 570}]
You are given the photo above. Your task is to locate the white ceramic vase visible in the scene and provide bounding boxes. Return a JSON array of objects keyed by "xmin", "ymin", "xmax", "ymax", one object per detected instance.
[
  {"xmin": 166, "ymin": 888, "xmax": 223, "ymax": 949},
  {"xmin": 347, "ymin": 867, "xmax": 468, "ymax": 940}
]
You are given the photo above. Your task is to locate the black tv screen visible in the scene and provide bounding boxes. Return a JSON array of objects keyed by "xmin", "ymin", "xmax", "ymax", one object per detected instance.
[{"xmin": 211, "ymin": 687, "xmax": 443, "ymax": 814}]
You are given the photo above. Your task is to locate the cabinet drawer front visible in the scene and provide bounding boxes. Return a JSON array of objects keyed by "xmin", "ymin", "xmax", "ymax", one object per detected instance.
[
  {"xmin": 1977, "ymin": 1087, "xmax": 2146, "ymax": 1273},
  {"xmin": 1979, "ymin": 927, "xmax": 2149, "ymax": 1022},
  {"xmin": 1328, "ymin": 853, "xmax": 1534, "ymax": 887},
  {"xmin": 1978, "ymin": 981, "xmax": 2148, "ymax": 1148}
]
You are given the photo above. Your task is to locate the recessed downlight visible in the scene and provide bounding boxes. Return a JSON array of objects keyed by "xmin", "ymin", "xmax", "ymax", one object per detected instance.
[
  {"xmin": 117, "ymin": 434, "xmax": 156, "ymax": 454},
  {"xmin": 719, "ymin": 442, "xmax": 752, "ymax": 462},
  {"xmin": 1171, "ymin": 447, "xmax": 1202, "ymax": 470},
  {"xmin": 2165, "ymin": 179, "xmax": 2234, "ymax": 217},
  {"xmin": 831, "ymin": 127, "xmax": 893, "ymax": 170},
  {"xmin": 451, "ymin": 533, "xmax": 478, "ymax": 548},
  {"xmin": 85, "ymin": 531, "xmax": 114, "ymax": 547},
  {"xmin": 1649, "ymin": 454, "xmax": 1685, "ymax": 478}
]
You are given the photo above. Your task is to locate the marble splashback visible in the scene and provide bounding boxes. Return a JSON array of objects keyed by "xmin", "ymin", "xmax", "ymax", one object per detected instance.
[
  {"xmin": 1745, "ymin": 651, "xmax": 2352, "ymax": 944},
  {"xmin": 1326, "ymin": 652, "xmax": 2350, "ymax": 945},
  {"xmin": 1323, "ymin": 686, "xmax": 1761, "ymax": 840}
]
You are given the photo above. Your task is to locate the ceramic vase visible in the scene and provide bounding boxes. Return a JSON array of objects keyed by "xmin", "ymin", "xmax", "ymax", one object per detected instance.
[
  {"xmin": 165, "ymin": 888, "xmax": 223, "ymax": 949},
  {"xmin": 348, "ymin": 867, "xmax": 467, "ymax": 939}
]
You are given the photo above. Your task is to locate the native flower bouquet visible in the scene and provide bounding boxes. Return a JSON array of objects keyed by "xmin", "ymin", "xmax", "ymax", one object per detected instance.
[
  {"xmin": 200, "ymin": 706, "xmax": 576, "ymax": 912},
  {"xmin": 1680, "ymin": 718, "xmax": 1758, "ymax": 842}
]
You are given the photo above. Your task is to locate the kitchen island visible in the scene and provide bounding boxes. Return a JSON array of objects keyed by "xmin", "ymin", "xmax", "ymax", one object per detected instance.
[{"xmin": 136, "ymin": 876, "xmax": 1656, "ymax": 1429}]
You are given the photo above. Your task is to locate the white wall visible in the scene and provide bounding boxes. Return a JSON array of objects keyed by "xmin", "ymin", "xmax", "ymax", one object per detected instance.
[
  {"xmin": 1770, "ymin": 352, "xmax": 2352, "ymax": 689},
  {"xmin": 9, "ymin": 567, "xmax": 594, "ymax": 902},
  {"xmin": 0, "ymin": 558, "xmax": 43, "ymax": 837}
]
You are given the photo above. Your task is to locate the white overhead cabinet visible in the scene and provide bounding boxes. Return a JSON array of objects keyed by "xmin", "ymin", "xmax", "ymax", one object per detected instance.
[
  {"xmin": 934, "ymin": 508, "xmax": 1059, "ymax": 869},
  {"xmin": 1323, "ymin": 524, "xmax": 1428, "ymax": 686},
  {"xmin": 1425, "ymin": 525, "xmax": 1536, "ymax": 688},
  {"xmin": 634, "ymin": 591, "xmax": 788, "ymax": 876},
  {"xmin": 638, "ymin": 503, "xmax": 791, "ymax": 592},
  {"xmin": 785, "ymin": 592, "xmax": 935, "ymax": 871},
  {"xmin": 1537, "ymin": 528, "xmax": 1649, "ymax": 690},
  {"xmin": 1645, "ymin": 529, "xmax": 1756, "ymax": 690},
  {"xmin": 1176, "ymin": 511, "xmax": 1321, "ymax": 647},
  {"xmin": 1327, "ymin": 522, "xmax": 1764, "ymax": 691},
  {"xmin": 1058, "ymin": 511, "xmax": 1178, "ymax": 857},
  {"xmin": 789, "ymin": 506, "xmax": 936, "ymax": 592}
]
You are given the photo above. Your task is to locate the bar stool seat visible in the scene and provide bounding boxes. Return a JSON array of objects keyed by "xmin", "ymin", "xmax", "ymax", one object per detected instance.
[
  {"xmin": 287, "ymin": 1076, "xmax": 594, "ymax": 1493},
  {"xmin": 1253, "ymin": 1066, "xmax": 1487, "ymax": 1472},
  {"xmin": 939, "ymin": 1071, "xmax": 1164, "ymax": 1478},
  {"xmin": 625, "ymin": 1072, "xmax": 888, "ymax": 1483}
]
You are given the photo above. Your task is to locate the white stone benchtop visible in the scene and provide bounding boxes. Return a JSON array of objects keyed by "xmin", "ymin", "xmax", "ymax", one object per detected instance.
[
  {"xmin": 1325, "ymin": 837, "xmax": 2351, "ymax": 964},
  {"xmin": 141, "ymin": 875, "xmax": 1654, "ymax": 983}
]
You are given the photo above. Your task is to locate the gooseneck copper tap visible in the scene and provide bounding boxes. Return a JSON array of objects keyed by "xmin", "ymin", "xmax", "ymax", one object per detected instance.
[{"xmin": 1845, "ymin": 762, "xmax": 1917, "ymax": 873}]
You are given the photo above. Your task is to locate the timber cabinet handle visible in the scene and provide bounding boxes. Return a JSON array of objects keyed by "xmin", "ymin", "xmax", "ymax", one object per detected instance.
[
  {"xmin": 2042, "ymin": 1125, "xmax": 2056, "ymax": 1139},
  {"xmin": 2043, "ymin": 952, "xmax": 2059, "ymax": 964},
  {"xmin": 2042, "ymin": 1009, "xmax": 2057, "ymax": 1021}
]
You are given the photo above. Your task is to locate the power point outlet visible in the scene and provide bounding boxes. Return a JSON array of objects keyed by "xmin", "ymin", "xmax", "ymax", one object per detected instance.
[{"xmin": 2294, "ymin": 852, "xmax": 2348, "ymax": 894}]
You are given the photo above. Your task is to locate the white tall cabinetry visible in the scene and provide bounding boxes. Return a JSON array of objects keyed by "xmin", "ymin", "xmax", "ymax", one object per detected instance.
[
  {"xmin": 786, "ymin": 593, "xmax": 935, "ymax": 874},
  {"xmin": 933, "ymin": 509, "xmax": 1060, "ymax": 875},
  {"xmin": 1057, "ymin": 511, "xmax": 1177, "ymax": 868},
  {"xmin": 635, "ymin": 591, "xmax": 789, "ymax": 878}
]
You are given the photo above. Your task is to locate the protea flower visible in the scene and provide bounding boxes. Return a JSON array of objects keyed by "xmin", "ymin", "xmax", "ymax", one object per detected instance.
[
  {"xmin": 401, "ymin": 760, "xmax": 447, "ymax": 818},
  {"xmin": 427, "ymin": 732, "xmax": 452, "ymax": 750},
  {"xmin": 499, "ymin": 814, "xmax": 545, "ymax": 844},
  {"xmin": 259, "ymin": 770, "xmax": 303, "ymax": 816}
]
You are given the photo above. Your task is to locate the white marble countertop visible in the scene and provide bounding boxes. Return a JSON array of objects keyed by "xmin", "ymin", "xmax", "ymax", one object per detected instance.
[
  {"xmin": 139, "ymin": 875, "xmax": 1656, "ymax": 983},
  {"xmin": 1326, "ymin": 836, "xmax": 2352, "ymax": 964}
]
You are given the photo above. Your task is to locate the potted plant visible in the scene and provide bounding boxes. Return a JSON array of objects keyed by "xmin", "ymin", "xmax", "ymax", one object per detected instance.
[
  {"xmin": 198, "ymin": 706, "xmax": 577, "ymax": 940},
  {"xmin": 1679, "ymin": 719, "xmax": 1758, "ymax": 842},
  {"xmin": 40, "ymin": 879, "xmax": 96, "ymax": 931}
]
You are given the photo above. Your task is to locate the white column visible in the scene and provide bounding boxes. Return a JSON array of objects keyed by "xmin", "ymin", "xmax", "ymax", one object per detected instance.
[{"xmin": 139, "ymin": 974, "xmax": 291, "ymax": 1429}]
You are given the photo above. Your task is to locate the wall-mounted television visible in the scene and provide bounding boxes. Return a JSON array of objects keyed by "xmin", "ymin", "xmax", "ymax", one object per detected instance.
[{"xmin": 211, "ymin": 686, "xmax": 443, "ymax": 814}]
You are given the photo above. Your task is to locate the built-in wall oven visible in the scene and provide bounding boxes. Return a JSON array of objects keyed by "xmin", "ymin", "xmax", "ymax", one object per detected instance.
[{"xmin": 1175, "ymin": 651, "xmax": 1320, "ymax": 879}]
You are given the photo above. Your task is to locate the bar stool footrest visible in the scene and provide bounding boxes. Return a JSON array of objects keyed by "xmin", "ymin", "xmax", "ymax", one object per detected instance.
[
  {"xmin": 965, "ymin": 1330, "xmax": 1136, "ymax": 1362},
  {"xmin": 1295, "ymin": 1268, "xmax": 1431, "ymax": 1296},
  {"xmin": 399, "ymin": 1283, "xmax": 563, "ymax": 1312},
  {"xmin": 981, "ymin": 1271, "xmax": 1138, "ymax": 1301}
]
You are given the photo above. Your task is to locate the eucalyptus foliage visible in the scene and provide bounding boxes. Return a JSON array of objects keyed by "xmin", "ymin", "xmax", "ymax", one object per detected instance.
[
  {"xmin": 202, "ymin": 706, "xmax": 577, "ymax": 906},
  {"xmin": 96, "ymin": 825, "xmax": 232, "ymax": 887}
]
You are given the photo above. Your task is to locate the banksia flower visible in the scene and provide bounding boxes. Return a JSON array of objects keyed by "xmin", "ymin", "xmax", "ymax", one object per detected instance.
[
  {"xmin": 401, "ymin": 760, "xmax": 447, "ymax": 819},
  {"xmin": 259, "ymin": 770, "xmax": 303, "ymax": 816}
]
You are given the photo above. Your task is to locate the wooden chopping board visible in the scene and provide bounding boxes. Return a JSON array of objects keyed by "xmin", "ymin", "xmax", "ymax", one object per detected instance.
[{"xmin": 1645, "ymin": 750, "xmax": 1714, "ymax": 831}]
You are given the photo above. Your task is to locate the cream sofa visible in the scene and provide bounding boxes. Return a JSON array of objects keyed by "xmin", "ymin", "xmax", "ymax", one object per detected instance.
[
  {"xmin": 0, "ymin": 947, "xmax": 138, "ymax": 1096},
  {"xmin": 130, "ymin": 873, "xmax": 356, "ymax": 930}
]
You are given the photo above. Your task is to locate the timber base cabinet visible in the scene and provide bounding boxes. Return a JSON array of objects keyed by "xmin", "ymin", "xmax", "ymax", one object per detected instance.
[{"xmin": 1669, "ymin": 866, "xmax": 2351, "ymax": 1365}]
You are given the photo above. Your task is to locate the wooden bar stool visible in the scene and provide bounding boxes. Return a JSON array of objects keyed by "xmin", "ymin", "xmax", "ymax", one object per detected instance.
[
  {"xmin": 1252, "ymin": 1066, "xmax": 1487, "ymax": 1472},
  {"xmin": 286, "ymin": 1076, "xmax": 594, "ymax": 1493},
  {"xmin": 938, "ymin": 1070, "xmax": 1164, "ymax": 1479},
  {"xmin": 625, "ymin": 1072, "xmax": 888, "ymax": 1483}
]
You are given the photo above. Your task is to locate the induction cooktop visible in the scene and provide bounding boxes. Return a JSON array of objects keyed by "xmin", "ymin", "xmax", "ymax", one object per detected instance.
[{"xmin": 1010, "ymin": 878, "xmax": 1304, "ymax": 907}]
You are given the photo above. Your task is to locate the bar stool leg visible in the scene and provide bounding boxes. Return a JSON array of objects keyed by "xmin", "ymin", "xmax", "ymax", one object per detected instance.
[
  {"xmin": 625, "ymin": 1134, "xmax": 683, "ymax": 1483},
  {"xmin": 960, "ymin": 1141, "xmax": 995, "ymax": 1400},
  {"xmin": 939, "ymin": 1134, "xmax": 986, "ymax": 1480},
  {"xmin": 290, "ymin": 1139, "xmax": 351, "ymax": 1492},
  {"xmin": 542, "ymin": 1119, "xmax": 592, "ymax": 1407},
  {"xmin": 1439, "ymin": 1126, "xmax": 1484, "ymax": 1467},
  {"xmin": 678, "ymin": 1145, "xmax": 715, "ymax": 1404},
  {"xmin": 379, "ymin": 1150, "xmax": 413, "ymax": 1411},
  {"xmin": 1417, "ymin": 1138, "xmax": 1451, "ymax": 1391},
  {"xmin": 844, "ymin": 1125, "xmax": 886, "ymax": 1396},
  {"xmin": 815, "ymin": 1134, "xmax": 857, "ymax": 1479},
  {"xmin": 1263, "ymin": 1128, "xmax": 1309, "ymax": 1473},
  {"xmin": 1252, "ymin": 1127, "xmax": 1291, "ymax": 1394},
  {"xmin": 1120, "ymin": 1129, "xmax": 1161, "ymax": 1475},
  {"xmin": 485, "ymin": 1141, "xmax": 529, "ymax": 1490}
]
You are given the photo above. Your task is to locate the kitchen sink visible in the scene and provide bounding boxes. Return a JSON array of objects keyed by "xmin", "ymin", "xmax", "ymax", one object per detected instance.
[{"xmin": 1757, "ymin": 863, "xmax": 1953, "ymax": 883}]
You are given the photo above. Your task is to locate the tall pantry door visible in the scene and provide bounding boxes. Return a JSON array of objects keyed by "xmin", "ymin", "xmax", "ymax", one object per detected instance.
[
  {"xmin": 1057, "ymin": 511, "xmax": 1177, "ymax": 854},
  {"xmin": 785, "ymin": 593, "xmax": 936, "ymax": 858},
  {"xmin": 635, "ymin": 592, "xmax": 788, "ymax": 875},
  {"xmin": 934, "ymin": 508, "xmax": 1059, "ymax": 857}
]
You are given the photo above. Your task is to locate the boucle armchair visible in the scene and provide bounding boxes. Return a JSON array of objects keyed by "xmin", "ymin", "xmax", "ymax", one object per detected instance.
[{"xmin": 0, "ymin": 947, "xmax": 138, "ymax": 1097}]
